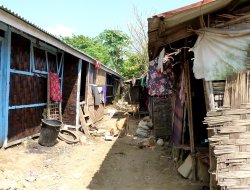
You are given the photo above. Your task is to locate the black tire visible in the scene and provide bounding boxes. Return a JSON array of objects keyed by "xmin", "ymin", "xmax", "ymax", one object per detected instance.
[{"xmin": 58, "ymin": 129, "xmax": 79, "ymax": 144}]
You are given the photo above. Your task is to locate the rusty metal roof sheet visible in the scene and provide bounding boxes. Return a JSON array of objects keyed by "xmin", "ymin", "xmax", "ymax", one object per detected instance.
[
  {"xmin": 149, "ymin": 0, "xmax": 233, "ymax": 30},
  {"xmin": 154, "ymin": 0, "xmax": 216, "ymax": 18}
]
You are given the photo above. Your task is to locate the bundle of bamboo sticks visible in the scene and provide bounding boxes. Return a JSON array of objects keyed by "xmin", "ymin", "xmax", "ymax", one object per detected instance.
[
  {"xmin": 205, "ymin": 71, "xmax": 250, "ymax": 189},
  {"xmin": 223, "ymin": 72, "xmax": 250, "ymax": 108}
]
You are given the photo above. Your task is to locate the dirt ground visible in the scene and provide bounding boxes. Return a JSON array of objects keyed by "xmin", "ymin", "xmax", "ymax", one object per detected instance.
[{"xmin": 0, "ymin": 109, "xmax": 203, "ymax": 190}]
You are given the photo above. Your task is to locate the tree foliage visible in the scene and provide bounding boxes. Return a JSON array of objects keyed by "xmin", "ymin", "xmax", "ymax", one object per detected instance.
[
  {"xmin": 121, "ymin": 52, "xmax": 144, "ymax": 79},
  {"xmin": 96, "ymin": 29, "xmax": 130, "ymax": 72},
  {"xmin": 62, "ymin": 34, "xmax": 111, "ymax": 66},
  {"xmin": 62, "ymin": 26, "xmax": 147, "ymax": 79}
]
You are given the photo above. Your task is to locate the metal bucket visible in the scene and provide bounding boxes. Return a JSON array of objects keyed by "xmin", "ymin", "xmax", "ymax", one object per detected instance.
[{"xmin": 38, "ymin": 119, "xmax": 62, "ymax": 147}]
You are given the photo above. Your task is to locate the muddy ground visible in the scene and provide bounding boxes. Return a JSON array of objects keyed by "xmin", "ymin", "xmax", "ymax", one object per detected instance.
[{"xmin": 0, "ymin": 110, "xmax": 203, "ymax": 190}]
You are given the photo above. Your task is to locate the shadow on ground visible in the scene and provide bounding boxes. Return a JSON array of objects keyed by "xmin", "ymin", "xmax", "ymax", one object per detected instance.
[{"xmin": 87, "ymin": 117, "xmax": 202, "ymax": 190}]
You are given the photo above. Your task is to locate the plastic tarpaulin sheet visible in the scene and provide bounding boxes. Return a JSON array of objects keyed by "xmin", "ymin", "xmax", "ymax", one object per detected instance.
[{"xmin": 191, "ymin": 28, "xmax": 250, "ymax": 81}]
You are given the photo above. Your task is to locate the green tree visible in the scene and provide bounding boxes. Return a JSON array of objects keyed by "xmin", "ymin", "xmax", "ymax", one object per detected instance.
[
  {"xmin": 121, "ymin": 52, "xmax": 145, "ymax": 79},
  {"xmin": 63, "ymin": 35, "xmax": 94, "ymax": 50},
  {"xmin": 62, "ymin": 34, "xmax": 111, "ymax": 66},
  {"xmin": 62, "ymin": 29, "xmax": 145, "ymax": 80},
  {"xmin": 96, "ymin": 29, "xmax": 130, "ymax": 72}
]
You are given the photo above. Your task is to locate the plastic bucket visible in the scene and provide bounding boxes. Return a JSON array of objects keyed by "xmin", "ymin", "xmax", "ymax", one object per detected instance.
[{"xmin": 38, "ymin": 119, "xmax": 62, "ymax": 147}]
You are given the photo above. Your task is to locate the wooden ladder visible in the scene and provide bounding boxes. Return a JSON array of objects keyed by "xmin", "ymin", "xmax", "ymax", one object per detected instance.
[{"xmin": 79, "ymin": 102, "xmax": 94, "ymax": 137}]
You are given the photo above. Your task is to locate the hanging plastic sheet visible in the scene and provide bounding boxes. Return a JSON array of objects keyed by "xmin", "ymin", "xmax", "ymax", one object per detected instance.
[{"xmin": 191, "ymin": 28, "xmax": 250, "ymax": 81}]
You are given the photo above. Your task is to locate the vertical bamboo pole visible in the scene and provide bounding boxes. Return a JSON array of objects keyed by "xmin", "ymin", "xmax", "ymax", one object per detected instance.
[
  {"xmin": 183, "ymin": 39, "xmax": 196, "ymax": 180},
  {"xmin": 247, "ymin": 71, "xmax": 249, "ymax": 103},
  {"xmin": 203, "ymin": 80, "xmax": 209, "ymax": 111}
]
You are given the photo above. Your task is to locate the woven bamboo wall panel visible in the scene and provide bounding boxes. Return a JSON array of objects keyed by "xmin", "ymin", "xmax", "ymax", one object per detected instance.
[
  {"xmin": 48, "ymin": 52, "xmax": 57, "ymax": 73},
  {"xmin": 62, "ymin": 54, "xmax": 78, "ymax": 125},
  {"xmin": 205, "ymin": 71, "xmax": 250, "ymax": 189},
  {"xmin": 8, "ymin": 106, "xmax": 44, "ymax": 142},
  {"xmin": 88, "ymin": 104, "xmax": 104, "ymax": 122},
  {"xmin": 206, "ymin": 109, "xmax": 250, "ymax": 189},
  {"xmin": 33, "ymin": 47, "xmax": 46, "ymax": 72},
  {"xmin": 10, "ymin": 33, "xmax": 30, "ymax": 71},
  {"xmin": 87, "ymin": 85, "xmax": 105, "ymax": 122},
  {"xmin": 96, "ymin": 69, "xmax": 106, "ymax": 86},
  {"xmin": 89, "ymin": 64, "xmax": 95, "ymax": 84},
  {"xmin": 9, "ymin": 73, "xmax": 47, "ymax": 106},
  {"xmin": 87, "ymin": 86, "xmax": 94, "ymax": 106},
  {"xmin": 153, "ymin": 97, "xmax": 172, "ymax": 137}
]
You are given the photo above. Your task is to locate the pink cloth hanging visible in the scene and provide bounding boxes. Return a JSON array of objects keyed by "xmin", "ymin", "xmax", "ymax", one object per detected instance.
[{"xmin": 50, "ymin": 71, "xmax": 62, "ymax": 102}]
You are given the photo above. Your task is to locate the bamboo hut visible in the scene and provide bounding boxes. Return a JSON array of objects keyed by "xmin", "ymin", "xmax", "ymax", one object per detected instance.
[{"xmin": 147, "ymin": 0, "xmax": 250, "ymax": 189}]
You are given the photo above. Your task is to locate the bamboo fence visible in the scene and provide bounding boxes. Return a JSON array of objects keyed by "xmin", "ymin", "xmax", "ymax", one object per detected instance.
[{"xmin": 205, "ymin": 71, "xmax": 250, "ymax": 190}]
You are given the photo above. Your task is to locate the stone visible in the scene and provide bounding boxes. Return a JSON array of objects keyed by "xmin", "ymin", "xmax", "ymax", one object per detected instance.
[{"xmin": 156, "ymin": 138, "xmax": 164, "ymax": 146}]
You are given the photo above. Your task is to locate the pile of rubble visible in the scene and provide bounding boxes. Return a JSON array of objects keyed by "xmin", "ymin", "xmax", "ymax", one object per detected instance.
[
  {"xmin": 134, "ymin": 116, "xmax": 166, "ymax": 148},
  {"xmin": 135, "ymin": 116, "xmax": 153, "ymax": 138}
]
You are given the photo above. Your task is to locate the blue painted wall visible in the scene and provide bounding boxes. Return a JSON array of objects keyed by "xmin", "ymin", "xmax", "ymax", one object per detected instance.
[{"xmin": 0, "ymin": 27, "xmax": 11, "ymax": 147}]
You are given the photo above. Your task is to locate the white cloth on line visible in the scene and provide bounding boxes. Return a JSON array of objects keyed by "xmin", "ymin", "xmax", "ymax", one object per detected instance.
[
  {"xmin": 97, "ymin": 87, "xmax": 103, "ymax": 93},
  {"xmin": 157, "ymin": 48, "xmax": 165, "ymax": 73}
]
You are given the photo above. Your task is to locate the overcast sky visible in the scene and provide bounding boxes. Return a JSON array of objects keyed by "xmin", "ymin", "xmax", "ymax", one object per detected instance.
[{"xmin": 1, "ymin": 0, "xmax": 199, "ymax": 37}]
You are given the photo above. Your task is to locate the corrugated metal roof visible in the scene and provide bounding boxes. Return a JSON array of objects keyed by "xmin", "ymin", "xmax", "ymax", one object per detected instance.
[
  {"xmin": 150, "ymin": 0, "xmax": 232, "ymax": 29},
  {"xmin": 0, "ymin": 6, "xmax": 123, "ymax": 78},
  {"xmin": 147, "ymin": 0, "xmax": 234, "ymax": 60},
  {"xmin": 154, "ymin": 0, "xmax": 215, "ymax": 18}
]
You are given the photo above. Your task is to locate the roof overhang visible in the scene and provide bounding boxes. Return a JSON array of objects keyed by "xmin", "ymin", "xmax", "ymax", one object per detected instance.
[{"xmin": 148, "ymin": 0, "xmax": 233, "ymax": 60}]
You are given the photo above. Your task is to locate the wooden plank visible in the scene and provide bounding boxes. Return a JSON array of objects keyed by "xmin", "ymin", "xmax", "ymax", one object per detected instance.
[
  {"xmin": 2, "ymin": 28, "xmax": 11, "ymax": 147},
  {"xmin": 79, "ymin": 106, "xmax": 90, "ymax": 137},
  {"xmin": 4, "ymin": 133, "xmax": 40, "ymax": 149},
  {"xmin": 184, "ymin": 58, "xmax": 196, "ymax": 180},
  {"xmin": 47, "ymin": 71, "xmax": 50, "ymax": 119},
  {"xmin": 76, "ymin": 59, "xmax": 82, "ymax": 130}
]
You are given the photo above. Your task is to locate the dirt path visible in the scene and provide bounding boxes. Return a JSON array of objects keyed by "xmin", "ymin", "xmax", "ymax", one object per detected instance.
[{"xmin": 0, "ymin": 112, "xmax": 202, "ymax": 190}]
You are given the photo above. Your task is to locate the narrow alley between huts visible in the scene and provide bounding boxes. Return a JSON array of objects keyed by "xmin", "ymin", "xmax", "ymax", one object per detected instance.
[
  {"xmin": 0, "ymin": 105, "xmax": 202, "ymax": 190},
  {"xmin": 1, "ymin": 1, "xmax": 250, "ymax": 190}
]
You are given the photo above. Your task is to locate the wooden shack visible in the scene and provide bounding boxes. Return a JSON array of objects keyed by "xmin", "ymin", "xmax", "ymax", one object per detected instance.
[
  {"xmin": 0, "ymin": 7, "xmax": 122, "ymax": 147},
  {"xmin": 148, "ymin": 0, "xmax": 250, "ymax": 189}
]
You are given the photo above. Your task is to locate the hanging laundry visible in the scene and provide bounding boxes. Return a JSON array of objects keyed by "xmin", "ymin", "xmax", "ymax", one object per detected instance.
[
  {"xmin": 147, "ymin": 58, "xmax": 174, "ymax": 96},
  {"xmin": 157, "ymin": 48, "xmax": 165, "ymax": 73},
  {"xmin": 120, "ymin": 80, "xmax": 124, "ymax": 87},
  {"xmin": 140, "ymin": 75, "xmax": 146, "ymax": 88},
  {"xmin": 97, "ymin": 86, "xmax": 103, "ymax": 93},
  {"xmin": 92, "ymin": 86, "xmax": 100, "ymax": 106},
  {"xmin": 94, "ymin": 60, "xmax": 101, "ymax": 69},
  {"xmin": 179, "ymin": 69, "xmax": 185, "ymax": 105},
  {"xmin": 50, "ymin": 71, "xmax": 62, "ymax": 102},
  {"xmin": 132, "ymin": 76, "xmax": 136, "ymax": 86},
  {"xmin": 102, "ymin": 86, "xmax": 107, "ymax": 104}
]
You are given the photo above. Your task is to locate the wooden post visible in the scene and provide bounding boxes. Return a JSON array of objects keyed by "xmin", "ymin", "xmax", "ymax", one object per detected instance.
[
  {"xmin": 47, "ymin": 71, "xmax": 50, "ymax": 119},
  {"xmin": 184, "ymin": 51, "xmax": 196, "ymax": 180},
  {"xmin": 76, "ymin": 59, "xmax": 82, "ymax": 130},
  {"xmin": 184, "ymin": 61, "xmax": 196, "ymax": 180}
]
